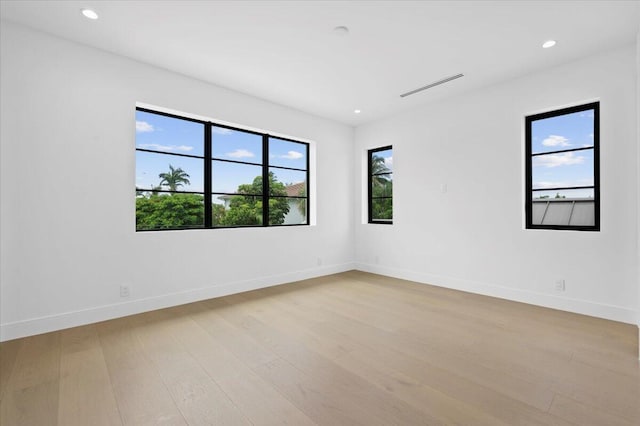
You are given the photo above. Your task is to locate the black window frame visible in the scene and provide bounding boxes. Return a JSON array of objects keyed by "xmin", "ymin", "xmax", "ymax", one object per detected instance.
[
  {"xmin": 525, "ymin": 102, "xmax": 600, "ymax": 231},
  {"xmin": 368, "ymin": 145, "xmax": 393, "ymax": 224},
  {"xmin": 135, "ymin": 107, "xmax": 310, "ymax": 231}
]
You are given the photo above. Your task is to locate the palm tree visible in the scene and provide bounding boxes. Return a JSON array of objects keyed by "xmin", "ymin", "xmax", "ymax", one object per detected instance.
[
  {"xmin": 371, "ymin": 155, "xmax": 391, "ymax": 187},
  {"xmin": 159, "ymin": 165, "xmax": 190, "ymax": 191}
]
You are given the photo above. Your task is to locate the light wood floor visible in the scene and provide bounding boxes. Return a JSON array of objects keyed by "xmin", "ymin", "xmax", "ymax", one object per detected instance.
[{"xmin": 1, "ymin": 271, "xmax": 638, "ymax": 426}]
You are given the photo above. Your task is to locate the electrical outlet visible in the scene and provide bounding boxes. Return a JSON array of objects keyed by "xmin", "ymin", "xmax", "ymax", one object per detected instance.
[
  {"xmin": 554, "ymin": 279, "xmax": 565, "ymax": 292},
  {"xmin": 120, "ymin": 285, "xmax": 130, "ymax": 298}
]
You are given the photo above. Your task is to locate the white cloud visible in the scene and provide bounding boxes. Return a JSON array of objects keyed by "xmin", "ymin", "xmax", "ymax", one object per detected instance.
[
  {"xmin": 212, "ymin": 127, "xmax": 232, "ymax": 135},
  {"xmin": 137, "ymin": 143, "xmax": 193, "ymax": 152},
  {"xmin": 136, "ymin": 121, "xmax": 154, "ymax": 133},
  {"xmin": 227, "ymin": 149, "xmax": 254, "ymax": 158},
  {"xmin": 533, "ymin": 152, "xmax": 585, "ymax": 168},
  {"xmin": 281, "ymin": 150, "xmax": 303, "ymax": 160},
  {"xmin": 384, "ymin": 157, "xmax": 393, "ymax": 168},
  {"xmin": 542, "ymin": 134, "xmax": 570, "ymax": 147},
  {"xmin": 534, "ymin": 181, "xmax": 570, "ymax": 189}
]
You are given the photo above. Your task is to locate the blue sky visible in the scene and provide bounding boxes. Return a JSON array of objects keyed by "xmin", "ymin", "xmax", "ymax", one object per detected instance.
[
  {"xmin": 136, "ymin": 111, "xmax": 307, "ymax": 201},
  {"xmin": 531, "ymin": 109, "xmax": 594, "ymax": 198}
]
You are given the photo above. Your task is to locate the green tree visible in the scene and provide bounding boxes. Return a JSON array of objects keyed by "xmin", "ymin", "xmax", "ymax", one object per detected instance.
[
  {"xmin": 221, "ymin": 172, "xmax": 290, "ymax": 226},
  {"xmin": 211, "ymin": 203, "xmax": 227, "ymax": 226},
  {"xmin": 136, "ymin": 193, "xmax": 204, "ymax": 230},
  {"xmin": 159, "ymin": 165, "xmax": 190, "ymax": 191},
  {"xmin": 136, "ymin": 168, "xmax": 291, "ymax": 229}
]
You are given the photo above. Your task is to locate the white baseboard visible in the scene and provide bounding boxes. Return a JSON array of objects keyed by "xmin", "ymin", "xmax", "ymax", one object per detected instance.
[
  {"xmin": 355, "ymin": 262, "xmax": 639, "ymax": 325},
  {"xmin": 0, "ymin": 262, "xmax": 355, "ymax": 342}
]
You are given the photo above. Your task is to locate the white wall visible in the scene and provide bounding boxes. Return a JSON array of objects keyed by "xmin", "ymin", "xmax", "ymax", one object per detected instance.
[
  {"xmin": 355, "ymin": 44, "xmax": 639, "ymax": 324},
  {"xmin": 636, "ymin": 30, "xmax": 640, "ymax": 355},
  {"xmin": 0, "ymin": 22, "xmax": 354, "ymax": 341}
]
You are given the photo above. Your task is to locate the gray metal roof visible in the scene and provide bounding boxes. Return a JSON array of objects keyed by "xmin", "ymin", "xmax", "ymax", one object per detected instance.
[{"xmin": 532, "ymin": 199, "xmax": 595, "ymax": 226}]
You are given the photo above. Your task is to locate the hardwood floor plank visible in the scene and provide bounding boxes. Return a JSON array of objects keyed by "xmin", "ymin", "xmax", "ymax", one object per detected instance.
[
  {"xmin": 190, "ymin": 300, "xmax": 280, "ymax": 369},
  {"xmin": 0, "ymin": 337, "xmax": 22, "ymax": 402},
  {"xmin": 130, "ymin": 310, "xmax": 253, "ymax": 426},
  {"xmin": 332, "ymin": 349, "xmax": 507, "ymax": 426},
  {"xmin": 58, "ymin": 325, "xmax": 121, "ymax": 426},
  {"xmin": 95, "ymin": 317, "xmax": 187, "ymax": 425},
  {"xmin": 549, "ymin": 393, "xmax": 636, "ymax": 426},
  {"xmin": 211, "ymin": 296, "xmax": 455, "ymax": 425},
  {"xmin": 0, "ymin": 333, "xmax": 61, "ymax": 426},
  {"xmin": 161, "ymin": 304, "xmax": 316, "ymax": 426}
]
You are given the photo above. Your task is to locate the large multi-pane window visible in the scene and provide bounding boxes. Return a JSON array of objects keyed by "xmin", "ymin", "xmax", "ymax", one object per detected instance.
[
  {"xmin": 525, "ymin": 102, "xmax": 599, "ymax": 231},
  {"xmin": 135, "ymin": 108, "xmax": 309, "ymax": 231},
  {"xmin": 368, "ymin": 146, "xmax": 393, "ymax": 224}
]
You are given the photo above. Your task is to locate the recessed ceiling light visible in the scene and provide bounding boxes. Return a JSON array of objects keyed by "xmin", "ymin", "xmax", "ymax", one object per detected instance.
[
  {"xmin": 333, "ymin": 26, "xmax": 349, "ymax": 36},
  {"xmin": 354, "ymin": 109, "xmax": 361, "ymax": 114},
  {"xmin": 542, "ymin": 40, "xmax": 556, "ymax": 49},
  {"xmin": 81, "ymin": 9, "xmax": 99, "ymax": 20}
]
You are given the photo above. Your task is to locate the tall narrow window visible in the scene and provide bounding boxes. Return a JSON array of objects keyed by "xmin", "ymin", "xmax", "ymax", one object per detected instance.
[
  {"xmin": 525, "ymin": 102, "xmax": 599, "ymax": 231},
  {"xmin": 136, "ymin": 107, "xmax": 309, "ymax": 231},
  {"xmin": 268, "ymin": 137, "xmax": 309, "ymax": 225},
  {"xmin": 368, "ymin": 146, "xmax": 393, "ymax": 224},
  {"xmin": 211, "ymin": 125, "xmax": 265, "ymax": 227}
]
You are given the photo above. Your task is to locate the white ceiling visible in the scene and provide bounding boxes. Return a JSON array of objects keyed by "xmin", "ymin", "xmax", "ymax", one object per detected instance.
[{"xmin": 1, "ymin": 1, "xmax": 639, "ymax": 126}]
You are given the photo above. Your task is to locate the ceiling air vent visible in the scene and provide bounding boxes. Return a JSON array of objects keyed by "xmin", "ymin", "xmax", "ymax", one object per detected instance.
[{"xmin": 400, "ymin": 73, "xmax": 464, "ymax": 98}]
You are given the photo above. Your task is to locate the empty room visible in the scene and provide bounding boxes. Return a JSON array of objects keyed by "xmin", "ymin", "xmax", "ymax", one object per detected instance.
[{"xmin": 1, "ymin": 1, "xmax": 639, "ymax": 425}]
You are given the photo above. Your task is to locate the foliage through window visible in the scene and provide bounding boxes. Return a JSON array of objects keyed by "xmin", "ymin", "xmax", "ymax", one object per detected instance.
[
  {"xmin": 136, "ymin": 108, "xmax": 309, "ymax": 231},
  {"xmin": 525, "ymin": 102, "xmax": 599, "ymax": 231},
  {"xmin": 368, "ymin": 146, "xmax": 393, "ymax": 224}
]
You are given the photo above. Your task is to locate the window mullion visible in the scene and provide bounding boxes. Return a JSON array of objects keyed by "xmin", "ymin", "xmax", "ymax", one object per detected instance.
[
  {"xmin": 204, "ymin": 123, "xmax": 212, "ymax": 228},
  {"xmin": 367, "ymin": 150, "xmax": 373, "ymax": 223},
  {"xmin": 262, "ymin": 135, "xmax": 269, "ymax": 226}
]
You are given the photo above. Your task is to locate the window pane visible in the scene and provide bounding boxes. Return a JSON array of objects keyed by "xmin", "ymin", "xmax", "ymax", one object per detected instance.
[
  {"xmin": 136, "ymin": 193, "xmax": 204, "ymax": 230},
  {"xmin": 372, "ymin": 174, "xmax": 392, "ymax": 197},
  {"xmin": 569, "ymin": 202, "xmax": 596, "ymax": 226},
  {"xmin": 538, "ymin": 200, "xmax": 573, "ymax": 226},
  {"xmin": 531, "ymin": 202, "xmax": 547, "ymax": 225},
  {"xmin": 269, "ymin": 138, "xmax": 307, "ymax": 169},
  {"xmin": 136, "ymin": 151, "xmax": 203, "ymax": 192},
  {"xmin": 371, "ymin": 149, "xmax": 393, "ymax": 173},
  {"xmin": 532, "ymin": 149, "xmax": 594, "ymax": 190},
  {"xmin": 531, "ymin": 109, "xmax": 594, "ymax": 155},
  {"xmin": 269, "ymin": 168, "xmax": 306, "ymax": 196},
  {"xmin": 371, "ymin": 198, "xmax": 393, "ymax": 221},
  {"xmin": 211, "ymin": 126, "xmax": 262, "ymax": 164},
  {"xmin": 212, "ymin": 161, "xmax": 262, "ymax": 194},
  {"xmin": 212, "ymin": 195, "xmax": 262, "ymax": 227},
  {"xmin": 532, "ymin": 188, "xmax": 594, "ymax": 200},
  {"xmin": 269, "ymin": 197, "xmax": 307, "ymax": 225},
  {"xmin": 531, "ymin": 189, "xmax": 595, "ymax": 227},
  {"xmin": 135, "ymin": 110, "xmax": 204, "ymax": 157}
]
